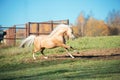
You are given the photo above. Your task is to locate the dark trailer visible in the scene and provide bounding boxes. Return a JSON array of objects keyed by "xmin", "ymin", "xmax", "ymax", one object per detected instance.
[{"xmin": 0, "ymin": 27, "xmax": 6, "ymax": 43}]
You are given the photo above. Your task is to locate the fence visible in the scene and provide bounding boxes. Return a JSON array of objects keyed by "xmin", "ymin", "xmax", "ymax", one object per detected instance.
[{"xmin": 2, "ymin": 19, "xmax": 69, "ymax": 46}]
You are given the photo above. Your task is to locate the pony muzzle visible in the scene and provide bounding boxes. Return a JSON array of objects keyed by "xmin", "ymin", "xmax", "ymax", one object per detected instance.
[{"xmin": 70, "ymin": 35, "xmax": 75, "ymax": 40}]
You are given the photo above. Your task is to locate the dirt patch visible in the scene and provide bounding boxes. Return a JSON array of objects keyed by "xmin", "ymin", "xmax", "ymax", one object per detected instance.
[
  {"xmin": 47, "ymin": 48, "xmax": 120, "ymax": 60},
  {"xmin": 77, "ymin": 48, "xmax": 120, "ymax": 56},
  {"xmin": 22, "ymin": 48, "xmax": 120, "ymax": 63}
]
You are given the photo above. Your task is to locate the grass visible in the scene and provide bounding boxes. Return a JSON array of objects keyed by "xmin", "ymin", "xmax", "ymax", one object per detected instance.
[
  {"xmin": 0, "ymin": 59, "xmax": 120, "ymax": 80},
  {"xmin": 0, "ymin": 36, "xmax": 120, "ymax": 80},
  {"xmin": 68, "ymin": 36, "xmax": 120, "ymax": 50}
]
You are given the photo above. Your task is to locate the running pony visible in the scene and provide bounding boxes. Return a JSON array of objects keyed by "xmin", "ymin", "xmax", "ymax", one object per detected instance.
[{"xmin": 20, "ymin": 24, "xmax": 75, "ymax": 59}]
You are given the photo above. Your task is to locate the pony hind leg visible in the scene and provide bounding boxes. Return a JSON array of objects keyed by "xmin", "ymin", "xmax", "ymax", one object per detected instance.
[
  {"xmin": 33, "ymin": 52, "xmax": 36, "ymax": 60},
  {"xmin": 41, "ymin": 48, "xmax": 48, "ymax": 59},
  {"xmin": 32, "ymin": 49, "xmax": 40, "ymax": 60}
]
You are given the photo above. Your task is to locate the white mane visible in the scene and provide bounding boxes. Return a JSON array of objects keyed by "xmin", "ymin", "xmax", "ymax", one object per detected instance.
[{"xmin": 49, "ymin": 24, "xmax": 70, "ymax": 37}]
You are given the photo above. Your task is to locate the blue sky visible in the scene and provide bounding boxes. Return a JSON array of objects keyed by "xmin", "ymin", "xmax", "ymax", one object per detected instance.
[{"xmin": 0, "ymin": 0, "xmax": 120, "ymax": 26}]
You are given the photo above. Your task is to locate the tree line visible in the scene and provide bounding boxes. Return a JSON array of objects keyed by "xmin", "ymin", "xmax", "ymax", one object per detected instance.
[{"xmin": 73, "ymin": 10, "xmax": 120, "ymax": 37}]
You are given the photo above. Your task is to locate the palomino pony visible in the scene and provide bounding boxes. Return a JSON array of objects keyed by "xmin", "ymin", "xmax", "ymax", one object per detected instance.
[{"xmin": 20, "ymin": 24, "xmax": 75, "ymax": 59}]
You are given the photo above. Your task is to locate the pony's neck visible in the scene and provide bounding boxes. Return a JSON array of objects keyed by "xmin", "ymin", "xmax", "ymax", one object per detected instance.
[
  {"xmin": 49, "ymin": 29, "xmax": 65, "ymax": 37},
  {"xmin": 49, "ymin": 29, "xmax": 59, "ymax": 37},
  {"xmin": 48, "ymin": 24, "xmax": 69, "ymax": 37}
]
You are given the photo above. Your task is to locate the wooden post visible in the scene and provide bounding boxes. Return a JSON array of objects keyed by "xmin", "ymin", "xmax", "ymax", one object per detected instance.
[
  {"xmin": 25, "ymin": 23, "xmax": 28, "ymax": 37},
  {"xmin": 67, "ymin": 19, "xmax": 69, "ymax": 25},
  {"xmin": 13, "ymin": 25, "xmax": 16, "ymax": 46},
  {"xmin": 28, "ymin": 22, "xmax": 30, "ymax": 36},
  {"xmin": 37, "ymin": 23, "xmax": 39, "ymax": 35},
  {"xmin": 51, "ymin": 20, "xmax": 53, "ymax": 31}
]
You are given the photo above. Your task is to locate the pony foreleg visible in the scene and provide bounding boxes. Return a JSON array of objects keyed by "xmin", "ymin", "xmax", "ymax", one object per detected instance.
[
  {"xmin": 65, "ymin": 48, "xmax": 75, "ymax": 58},
  {"xmin": 60, "ymin": 44, "xmax": 75, "ymax": 58},
  {"xmin": 68, "ymin": 53, "xmax": 74, "ymax": 58},
  {"xmin": 41, "ymin": 48, "xmax": 48, "ymax": 59}
]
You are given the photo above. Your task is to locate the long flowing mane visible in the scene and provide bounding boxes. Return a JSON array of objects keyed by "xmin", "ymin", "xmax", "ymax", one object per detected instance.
[{"xmin": 49, "ymin": 24, "xmax": 70, "ymax": 37}]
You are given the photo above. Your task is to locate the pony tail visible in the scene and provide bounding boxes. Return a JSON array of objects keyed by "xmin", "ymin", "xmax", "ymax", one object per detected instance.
[{"xmin": 19, "ymin": 35, "xmax": 36, "ymax": 48}]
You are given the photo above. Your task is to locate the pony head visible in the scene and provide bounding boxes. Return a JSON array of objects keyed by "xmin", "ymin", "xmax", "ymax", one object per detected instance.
[
  {"xmin": 49, "ymin": 24, "xmax": 75, "ymax": 39},
  {"xmin": 65, "ymin": 25, "xmax": 75, "ymax": 39}
]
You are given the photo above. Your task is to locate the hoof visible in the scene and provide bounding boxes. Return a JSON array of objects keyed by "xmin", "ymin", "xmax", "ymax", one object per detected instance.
[
  {"xmin": 71, "ymin": 56, "xmax": 75, "ymax": 58},
  {"xmin": 44, "ymin": 57, "xmax": 48, "ymax": 59},
  {"xmin": 33, "ymin": 57, "xmax": 36, "ymax": 60}
]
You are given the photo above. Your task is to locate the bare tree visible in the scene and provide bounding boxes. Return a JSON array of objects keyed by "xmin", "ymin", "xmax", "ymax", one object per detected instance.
[
  {"xmin": 106, "ymin": 9, "xmax": 120, "ymax": 35},
  {"xmin": 76, "ymin": 12, "xmax": 85, "ymax": 37}
]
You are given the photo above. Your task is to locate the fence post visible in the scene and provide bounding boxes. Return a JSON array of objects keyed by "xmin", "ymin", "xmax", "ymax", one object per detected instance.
[
  {"xmin": 67, "ymin": 19, "xmax": 69, "ymax": 25},
  {"xmin": 25, "ymin": 23, "xmax": 28, "ymax": 37},
  {"xmin": 37, "ymin": 23, "xmax": 39, "ymax": 35},
  {"xmin": 5, "ymin": 26, "xmax": 16, "ymax": 46},
  {"xmin": 26, "ymin": 22, "xmax": 30, "ymax": 37},
  {"xmin": 13, "ymin": 25, "xmax": 16, "ymax": 46},
  {"xmin": 51, "ymin": 20, "xmax": 53, "ymax": 31}
]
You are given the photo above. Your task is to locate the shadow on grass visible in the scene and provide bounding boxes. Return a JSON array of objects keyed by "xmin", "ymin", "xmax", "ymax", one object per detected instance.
[
  {"xmin": 2, "ymin": 69, "xmax": 119, "ymax": 80},
  {"xmin": 2, "ymin": 69, "xmax": 69, "ymax": 80},
  {"xmin": 0, "ymin": 59, "xmax": 75, "ymax": 72}
]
